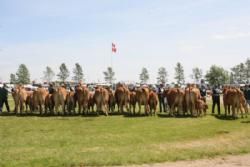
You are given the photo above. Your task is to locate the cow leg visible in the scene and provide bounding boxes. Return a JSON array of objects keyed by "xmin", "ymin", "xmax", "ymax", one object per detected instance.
[
  {"xmin": 224, "ymin": 104, "xmax": 227, "ymax": 116},
  {"xmin": 62, "ymin": 102, "xmax": 66, "ymax": 115},
  {"xmin": 20, "ymin": 101, "xmax": 23, "ymax": 114},
  {"xmin": 78, "ymin": 102, "xmax": 82, "ymax": 115},
  {"xmin": 120, "ymin": 102, "xmax": 124, "ymax": 114},
  {"xmin": 105, "ymin": 105, "xmax": 109, "ymax": 116},
  {"xmin": 133, "ymin": 104, "xmax": 136, "ymax": 115},
  {"xmin": 232, "ymin": 106, "xmax": 236, "ymax": 118},
  {"xmin": 39, "ymin": 104, "xmax": 42, "ymax": 115},
  {"xmin": 129, "ymin": 104, "xmax": 132, "ymax": 115},
  {"xmin": 240, "ymin": 105, "xmax": 244, "ymax": 118},
  {"xmin": 145, "ymin": 104, "xmax": 148, "ymax": 116},
  {"xmin": 14, "ymin": 100, "xmax": 18, "ymax": 114},
  {"xmin": 85, "ymin": 104, "xmax": 88, "ymax": 115},
  {"xmin": 138, "ymin": 103, "xmax": 141, "ymax": 115},
  {"xmin": 54, "ymin": 102, "xmax": 59, "ymax": 115}
]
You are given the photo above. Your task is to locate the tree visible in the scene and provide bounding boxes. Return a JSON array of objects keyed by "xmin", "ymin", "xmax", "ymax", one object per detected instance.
[
  {"xmin": 174, "ymin": 62, "xmax": 185, "ymax": 85},
  {"xmin": 103, "ymin": 67, "xmax": 115, "ymax": 84},
  {"xmin": 43, "ymin": 66, "xmax": 55, "ymax": 83},
  {"xmin": 229, "ymin": 72, "xmax": 234, "ymax": 84},
  {"xmin": 10, "ymin": 73, "xmax": 17, "ymax": 84},
  {"xmin": 245, "ymin": 58, "xmax": 250, "ymax": 82},
  {"xmin": 205, "ymin": 65, "xmax": 229, "ymax": 86},
  {"xmin": 139, "ymin": 67, "xmax": 149, "ymax": 84},
  {"xmin": 16, "ymin": 64, "xmax": 30, "ymax": 84},
  {"xmin": 191, "ymin": 67, "xmax": 202, "ymax": 83},
  {"xmin": 73, "ymin": 63, "xmax": 84, "ymax": 83},
  {"xmin": 231, "ymin": 63, "xmax": 246, "ymax": 84},
  {"xmin": 57, "ymin": 63, "xmax": 70, "ymax": 82},
  {"xmin": 157, "ymin": 67, "xmax": 168, "ymax": 84}
]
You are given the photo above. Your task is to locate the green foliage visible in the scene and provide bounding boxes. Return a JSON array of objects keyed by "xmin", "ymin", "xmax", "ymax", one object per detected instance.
[
  {"xmin": 205, "ymin": 65, "xmax": 229, "ymax": 86},
  {"xmin": 16, "ymin": 64, "xmax": 30, "ymax": 84},
  {"xmin": 103, "ymin": 67, "xmax": 115, "ymax": 84},
  {"xmin": 9, "ymin": 73, "xmax": 17, "ymax": 84},
  {"xmin": 72, "ymin": 63, "xmax": 84, "ymax": 83},
  {"xmin": 175, "ymin": 62, "xmax": 185, "ymax": 85},
  {"xmin": 245, "ymin": 58, "xmax": 250, "ymax": 80},
  {"xmin": 57, "ymin": 63, "xmax": 70, "ymax": 82},
  {"xmin": 191, "ymin": 67, "xmax": 203, "ymax": 83},
  {"xmin": 230, "ymin": 58, "xmax": 250, "ymax": 84},
  {"xmin": 43, "ymin": 66, "xmax": 55, "ymax": 82},
  {"xmin": 157, "ymin": 67, "xmax": 168, "ymax": 84},
  {"xmin": 140, "ymin": 67, "xmax": 149, "ymax": 84},
  {"xmin": 231, "ymin": 63, "xmax": 246, "ymax": 84}
]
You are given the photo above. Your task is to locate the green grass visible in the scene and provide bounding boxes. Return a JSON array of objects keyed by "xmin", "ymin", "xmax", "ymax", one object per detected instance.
[{"xmin": 0, "ymin": 97, "xmax": 250, "ymax": 166}]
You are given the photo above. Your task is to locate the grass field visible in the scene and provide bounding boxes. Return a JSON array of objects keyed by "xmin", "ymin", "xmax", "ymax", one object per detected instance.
[{"xmin": 1, "ymin": 97, "xmax": 250, "ymax": 166}]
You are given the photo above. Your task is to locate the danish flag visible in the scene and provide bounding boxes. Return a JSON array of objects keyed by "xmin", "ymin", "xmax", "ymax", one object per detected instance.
[{"xmin": 112, "ymin": 43, "xmax": 117, "ymax": 53}]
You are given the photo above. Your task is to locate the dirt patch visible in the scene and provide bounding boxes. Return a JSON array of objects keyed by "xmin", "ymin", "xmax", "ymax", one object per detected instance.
[{"xmin": 128, "ymin": 154, "xmax": 250, "ymax": 167}]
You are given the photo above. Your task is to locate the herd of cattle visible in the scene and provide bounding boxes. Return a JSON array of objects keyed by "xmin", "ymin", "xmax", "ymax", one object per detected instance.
[{"xmin": 10, "ymin": 83, "xmax": 248, "ymax": 118}]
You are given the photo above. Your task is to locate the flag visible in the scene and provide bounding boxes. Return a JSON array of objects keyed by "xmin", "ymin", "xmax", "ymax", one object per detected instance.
[{"xmin": 112, "ymin": 43, "xmax": 117, "ymax": 53}]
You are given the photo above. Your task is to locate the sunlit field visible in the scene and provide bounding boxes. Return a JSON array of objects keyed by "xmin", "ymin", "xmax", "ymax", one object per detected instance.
[{"xmin": 0, "ymin": 96, "xmax": 250, "ymax": 167}]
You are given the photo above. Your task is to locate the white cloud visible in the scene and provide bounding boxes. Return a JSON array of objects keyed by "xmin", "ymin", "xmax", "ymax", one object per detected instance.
[{"xmin": 213, "ymin": 32, "xmax": 250, "ymax": 40}]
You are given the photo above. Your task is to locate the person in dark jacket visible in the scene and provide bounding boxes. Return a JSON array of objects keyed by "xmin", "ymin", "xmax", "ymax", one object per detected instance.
[
  {"xmin": 212, "ymin": 85, "xmax": 221, "ymax": 115},
  {"xmin": 157, "ymin": 84, "xmax": 165, "ymax": 113},
  {"xmin": 199, "ymin": 79, "xmax": 207, "ymax": 102},
  {"xmin": 0, "ymin": 87, "xmax": 3, "ymax": 113},
  {"xmin": 0, "ymin": 84, "xmax": 10, "ymax": 113},
  {"xmin": 48, "ymin": 83, "xmax": 55, "ymax": 94},
  {"xmin": 244, "ymin": 85, "xmax": 250, "ymax": 106}
]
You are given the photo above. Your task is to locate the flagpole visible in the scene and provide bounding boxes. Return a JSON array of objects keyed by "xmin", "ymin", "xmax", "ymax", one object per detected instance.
[{"xmin": 111, "ymin": 48, "xmax": 113, "ymax": 70}]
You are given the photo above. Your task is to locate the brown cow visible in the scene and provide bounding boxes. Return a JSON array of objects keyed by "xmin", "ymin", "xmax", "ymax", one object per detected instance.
[
  {"xmin": 75, "ymin": 85, "xmax": 90, "ymax": 115},
  {"xmin": 12, "ymin": 85, "xmax": 28, "ymax": 114},
  {"xmin": 52, "ymin": 86, "xmax": 67, "ymax": 115},
  {"xmin": 223, "ymin": 86, "xmax": 248, "ymax": 118},
  {"xmin": 66, "ymin": 91, "xmax": 75, "ymax": 114},
  {"xmin": 196, "ymin": 98, "xmax": 208, "ymax": 116},
  {"xmin": 129, "ymin": 91, "xmax": 137, "ymax": 115},
  {"xmin": 148, "ymin": 90, "xmax": 158, "ymax": 116},
  {"xmin": 32, "ymin": 87, "xmax": 48, "ymax": 114},
  {"xmin": 115, "ymin": 84, "xmax": 130, "ymax": 113},
  {"xmin": 185, "ymin": 84, "xmax": 201, "ymax": 116},
  {"xmin": 164, "ymin": 88, "xmax": 185, "ymax": 116},
  {"xmin": 107, "ymin": 88, "xmax": 116, "ymax": 113},
  {"xmin": 25, "ymin": 91, "xmax": 34, "ymax": 112},
  {"xmin": 94, "ymin": 86, "xmax": 109, "ymax": 116},
  {"xmin": 45, "ymin": 93, "xmax": 54, "ymax": 114},
  {"xmin": 88, "ymin": 92, "xmax": 95, "ymax": 113},
  {"xmin": 136, "ymin": 86, "xmax": 150, "ymax": 115}
]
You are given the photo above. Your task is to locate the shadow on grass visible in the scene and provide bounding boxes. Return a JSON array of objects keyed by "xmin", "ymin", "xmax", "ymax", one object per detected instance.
[
  {"xmin": 123, "ymin": 112, "xmax": 153, "ymax": 117},
  {"xmin": 241, "ymin": 120, "xmax": 250, "ymax": 123},
  {"xmin": 0, "ymin": 111, "xmax": 99, "ymax": 117},
  {"xmin": 213, "ymin": 114, "xmax": 238, "ymax": 121},
  {"xmin": 157, "ymin": 113, "xmax": 200, "ymax": 118}
]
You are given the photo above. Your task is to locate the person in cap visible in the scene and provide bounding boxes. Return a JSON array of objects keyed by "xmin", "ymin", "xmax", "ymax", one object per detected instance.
[
  {"xmin": 0, "ymin": 84, "xmax": 10, "ymax": 113},
  {"xmin": 212, "ymin": 84, "xmax": 221, "ymax": 115},
  {"xmin": 157, "ymin": 83, "xmax": 166, "ymax": 113}
]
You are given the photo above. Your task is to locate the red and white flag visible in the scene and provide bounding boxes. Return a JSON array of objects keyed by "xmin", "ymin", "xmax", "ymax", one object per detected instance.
[{"xmin": 112, "ymin": 43, "xmax": 117, "ymax": 53}]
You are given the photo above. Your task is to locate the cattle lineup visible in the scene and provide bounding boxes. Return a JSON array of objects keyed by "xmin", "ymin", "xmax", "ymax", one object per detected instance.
[{"xmin": 0, "ymin": 82, "xmax": 249, "ymax": 118}]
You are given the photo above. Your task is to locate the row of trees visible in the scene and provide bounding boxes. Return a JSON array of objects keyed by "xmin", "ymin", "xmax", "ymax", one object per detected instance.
[
  {"xmin": 9, "ymin": 58, "xmax": 250, "ymax": 85},
  {"xmin": 10, "ymin": 63, "xmax": 84, "ymax": 84}
]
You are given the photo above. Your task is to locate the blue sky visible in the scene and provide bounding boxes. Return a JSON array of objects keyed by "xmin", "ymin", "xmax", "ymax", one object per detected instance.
[{"xmin": 0, "ymin": 0, "xmax": 250, "ymax": 83}]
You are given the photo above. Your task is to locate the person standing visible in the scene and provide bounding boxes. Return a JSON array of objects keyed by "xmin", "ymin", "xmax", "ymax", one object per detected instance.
[
  {"xmin": 0, "ymin": 84, "xmax": 10, "ymax": 113},
  {"xmin": 199, "ymin": 79, "xmax": 207, "ymax": 102},
  {"xmin": 212, "ymin": 85, "xmax": 221, "ymax": 115},
  {"xmin": 157, "ymin": 84, "xmax": 165, "ymax": 113},
  {"xmin": 244, "ymin": 85, "xmax": 250, "ymax": 107},
  {"xmin": 0, "ymin": 86, "xmax": 3, "ymax": 113}
]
